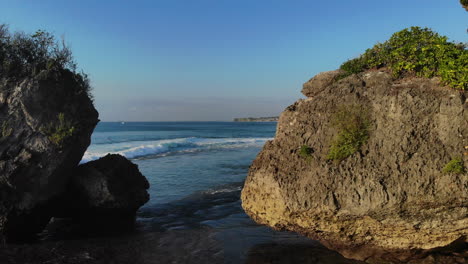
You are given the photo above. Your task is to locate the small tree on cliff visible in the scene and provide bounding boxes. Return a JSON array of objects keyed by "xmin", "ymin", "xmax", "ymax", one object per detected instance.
[
  {"xmin": 0, "ymin": 24, "xmax": 91, "ymax": 97},
  {"xmin": 461, "ymin": 0, "xmax": 468, "ymax": 11}
]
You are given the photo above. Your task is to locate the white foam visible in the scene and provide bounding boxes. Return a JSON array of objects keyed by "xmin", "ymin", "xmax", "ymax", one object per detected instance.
[{"xmin": 80, "ymin": 137, "xmax": 272, "ymax": 164}]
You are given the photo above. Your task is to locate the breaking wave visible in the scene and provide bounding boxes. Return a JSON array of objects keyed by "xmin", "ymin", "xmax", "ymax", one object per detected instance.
[{"xmin": 81, "ymin": 137, "xmax": 272, "ymax": 163}]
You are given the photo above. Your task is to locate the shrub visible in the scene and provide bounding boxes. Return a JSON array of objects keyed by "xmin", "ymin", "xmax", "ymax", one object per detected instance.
[
  {"xmin": 299, "ymin": 145, "xmax": 313, "ymax": 160},
  {"xmin": 42, "ymin": 113, "xmax": 75, "ymax": 147},
  {"xmin": 327, "ymin": 104, "xmax": 371, "ymax": 161},
  {"xmin": 461, "ymin": 0, "xmax": 468, "ymax": 8},
  {"xmin": 339, "ymin": 27, "xmax": 468, "ymax": 90},
  {"xmin": 442, "ymin": 158, "xmax": 465, "ymax": 174},
  {"xmin": 0, "ymin": 24, "xmax": 91, "ymax": 97}
]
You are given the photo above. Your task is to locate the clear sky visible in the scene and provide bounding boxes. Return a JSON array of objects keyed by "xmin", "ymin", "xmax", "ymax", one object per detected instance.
[{"xmin": 1, "ymin": 1, "xmax": 466, "ymax": 121}]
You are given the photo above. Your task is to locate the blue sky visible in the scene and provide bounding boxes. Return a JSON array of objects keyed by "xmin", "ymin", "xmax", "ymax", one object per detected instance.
[{"xmin": 1, "ymin": 1, "xmax": 466, "ymax": 121}]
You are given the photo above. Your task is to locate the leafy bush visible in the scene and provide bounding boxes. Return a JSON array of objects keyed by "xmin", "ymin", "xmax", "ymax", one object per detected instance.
[
  {"xmin": 0, "ymin": 24, "xmax": 91, "ymax": 96},
  {"xmin": 42, "ymin": 113, "xmax": 75, "ymax": 147},
  {"xmin": 299, "ymin": 145, "xmax": 313, "ymax": 160},
  {"xmin": 442, "ymin": 157, "xmax": 465, "ymax": 174},
  {"xmin": 327, "ymin": 105, "xmax": 371, "ymax": 161},
  {"xmin": 339, "ymin": 27, "xmax": 468, "ymax": 90}
]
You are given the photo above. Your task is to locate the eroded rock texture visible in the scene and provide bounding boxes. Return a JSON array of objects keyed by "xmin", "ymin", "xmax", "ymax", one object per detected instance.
[
  {"xmin": 0, "ymin": 70, "xmax": 98, "ymax": 241},
  {"xmin": 241, "ymin": 70, "xmax": 468, "ymax": 263}
]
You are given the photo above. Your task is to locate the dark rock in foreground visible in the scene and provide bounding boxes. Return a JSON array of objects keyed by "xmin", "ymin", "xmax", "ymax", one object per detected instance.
[
  {"xmin": 53, "ymin": 154, "xmax": 150, "ymax": 229},
  {"xmin": 241, "ymin": 70, "xmax": 468, "ymax": 262},
  {"xmin": 0, "ymin": 70, "xmax": 99, "ymax": 241},
  {"xmin": 0, "ymin": 27, "xmax": 150, "ymax": 243}
]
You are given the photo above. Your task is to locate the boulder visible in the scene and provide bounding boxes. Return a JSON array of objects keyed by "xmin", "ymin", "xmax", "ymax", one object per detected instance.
[
  {"xmin": 53, "ymin": 154, "xmax": 150, "ymax": 229},
  {"xmin": 0, "ymin": 70, "xmax": 99, "ymax": 241},
  {"xmin": 241, "ymin": 70, "xmax": 468, "ymax": 262},
  {"xmin": 301, "ymin": 69, "xmax": 345, "ymax": 97}
]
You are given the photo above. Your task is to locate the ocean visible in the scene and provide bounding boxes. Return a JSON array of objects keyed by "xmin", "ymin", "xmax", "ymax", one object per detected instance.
[
  {"xmin": 40, "ymin": 122, "xmax": 359, "ymax": 263},
  {"xmin": 82, "ymin": 122, "xmax": 275, "ymax": 208}
]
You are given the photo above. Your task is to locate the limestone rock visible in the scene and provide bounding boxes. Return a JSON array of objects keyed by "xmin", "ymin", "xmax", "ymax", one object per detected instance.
[
  {"xmin": 242, "ymin": 70, "xmax": 468, "ymax": 262},
  {"xmin": 301, "ymin": 69, "xmax": 345, "ymax": 97}
]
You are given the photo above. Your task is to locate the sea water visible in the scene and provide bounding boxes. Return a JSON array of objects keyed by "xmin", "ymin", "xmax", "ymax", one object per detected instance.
[{"xmin": 82, "ymin": 121, "xmax": 274, "ymax": 207}]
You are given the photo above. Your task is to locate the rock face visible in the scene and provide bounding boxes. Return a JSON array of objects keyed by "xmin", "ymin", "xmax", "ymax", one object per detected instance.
[
  {"xmin": 0, "ymin": 70, "xmax": 99, "ymax": 240},
  {"xmin": 301, "ymin": 69, "xmax": 344, "ymax": 97},
  {"xmin": 241, "ymin": 70, "xmax": 468, "ymax": 262},
  {"xmin": 54, "ymin": 154, "xmax": 150, "ymax": 228}
]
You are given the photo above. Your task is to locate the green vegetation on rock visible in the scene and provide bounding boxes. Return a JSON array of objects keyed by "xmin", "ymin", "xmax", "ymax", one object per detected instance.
[
  {"xmin": 299, "ymin": 145, "xmax": 313, "ymax": 160},
  {"xmin": 0, "ymin": 24, "xmax": 91, "ymax": 97},
  {"xmin": 1, "ymin": 121, "xmax": 12, "ymax": 140},
  {"xmin": 442, "ymin": 157, "xmax": 465, "ymax": 174},
  {"xmin": 339, "ymin": 27, "xmax": 468, "ymax": 90},
  {"xmin": 327, "ymin": 105, "xmax": 371, "ymax": 161},
  {"xmin": 461, "ymin": 0, "xmax": 468, "ymax": 9},
  {"xmin": 42, "ymin": 113, "xmax": 75, "ymax": 147}
]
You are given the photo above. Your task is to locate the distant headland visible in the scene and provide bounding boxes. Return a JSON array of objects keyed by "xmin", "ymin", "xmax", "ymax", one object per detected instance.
[{"xmin": 233, "ymin": 116, "xmax": 279, "ymax": 122}]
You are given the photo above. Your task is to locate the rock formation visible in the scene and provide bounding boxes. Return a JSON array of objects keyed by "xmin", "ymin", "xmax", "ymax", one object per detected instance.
[
  {"xmin": 0, "ymin": 26, "xmax": 151, "ymax": 242},
  {"xmin": 53, "ymin": 154, "xmax": 150, "ymax": 228},
  {"xmin": 241, "ymin": 70, "xmax": 468, "ymax": 263},
  {"xmin": 0, "ymin": 69, "xmax": 150, "ymax": 242},
  {"xmin": 0, "ymin": 69, "xmax": 99, "ymax": 240},
  {"xmin": 301, "ymin": 69, "xmax": 344, "ymax": 98}
]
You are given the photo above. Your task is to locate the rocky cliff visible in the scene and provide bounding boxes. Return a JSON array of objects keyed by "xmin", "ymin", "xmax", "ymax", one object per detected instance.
[{"xmin": 241, "ymin": 70, "xmax": 467, "ymax": 263}]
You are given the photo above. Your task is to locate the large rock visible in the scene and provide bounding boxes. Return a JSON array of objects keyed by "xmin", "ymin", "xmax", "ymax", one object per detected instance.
[
  {"xmin": 53, "ymin": 154, "xmax": 150, "ymax": 228},
  {"xmin": 0, "ymin": 70, "xmax": 99, "ymax": 241},
  {"xmin": 301, "ymin": 69, "xmax": 344, "ymax": 97},
  {"xmin": 241, "ymin": 70, "xmax": 468, "ymax": 262}
]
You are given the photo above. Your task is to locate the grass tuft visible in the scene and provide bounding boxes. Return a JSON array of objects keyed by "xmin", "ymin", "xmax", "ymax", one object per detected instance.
[
  {"xmin": 299, "ymin": 145, "xmax": 313, "ymax": 160},
  {"xmin": 42, "ymin": 113, "xmax": 75, "ymax": 147},
  {"xmin": 327, "ymin": 104, "xmax": 371, "ymax": 161},
  {"xmin": 442, "ymin": 157, "xmax": 465, "ymax": 174}
]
